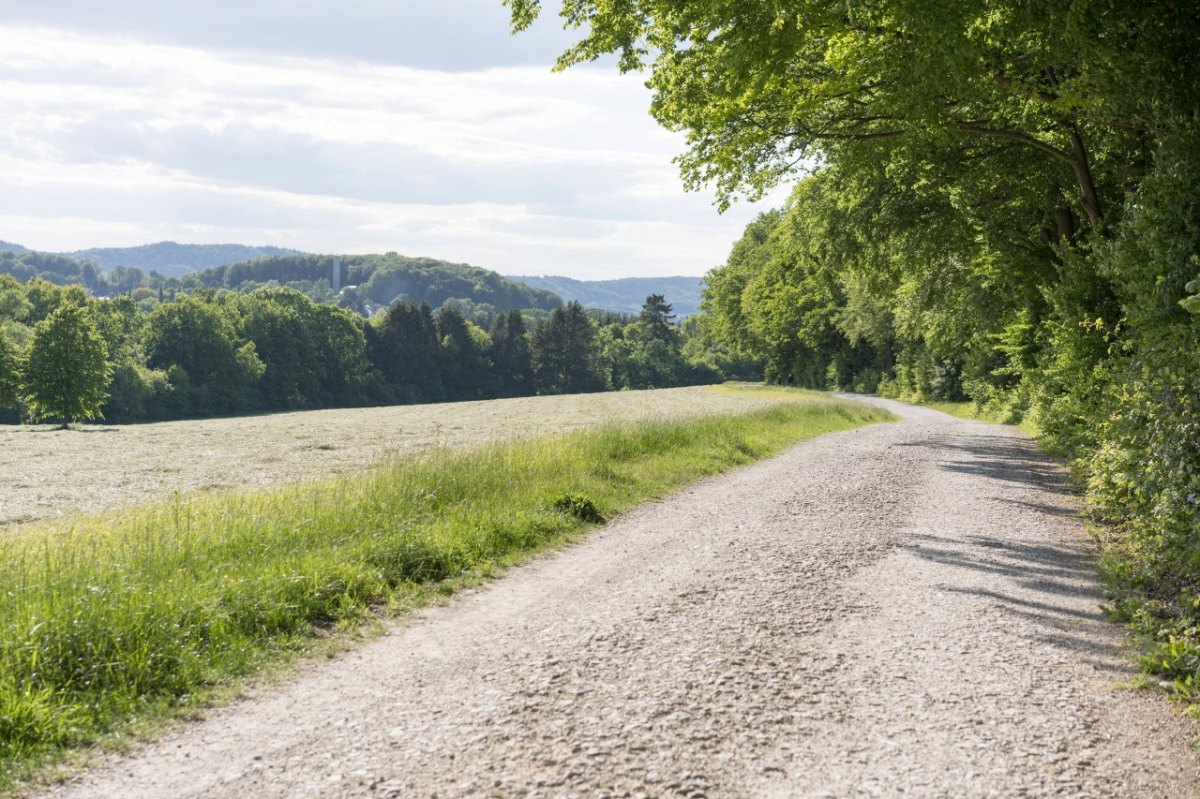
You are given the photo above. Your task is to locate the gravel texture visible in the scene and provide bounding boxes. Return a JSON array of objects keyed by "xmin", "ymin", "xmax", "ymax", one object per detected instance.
[{"xmin": 38, "ymin": 398, "xmax": 1199, "ymax": 798}]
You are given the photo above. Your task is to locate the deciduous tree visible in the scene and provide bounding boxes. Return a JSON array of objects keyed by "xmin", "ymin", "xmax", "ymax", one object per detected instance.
[
  {"xmin": 0, "ymin": 331, "xmax": 18, "ymax": 408},
  {"xmin": 23, "ymin": 304, "xmax": 112, "ymax": 426},
  {"xmin": 144, "ymin": 296, "xmax": 264, "ymax": 416}
]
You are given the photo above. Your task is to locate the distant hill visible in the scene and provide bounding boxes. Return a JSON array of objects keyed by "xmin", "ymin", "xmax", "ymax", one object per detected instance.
[
  {"xmin": 0, "ymin": 249, "xmax": 109, "ymax": 291},
  {"xmin": 193, "ymin": 253, "xmax": 563, "ymax": 312},
  {"xmin": 0, "ymin": 240, "xmax": 306, "ymax": 278},
  {"xmin": 508, "ymin": 275, "xmax": 704, "ymax": 317},
  {"xmin": 63, "ymin": 242, "xmax": 307, "ymax": 277},
  {"xmin": 0, "ymin": 247, "xmax": 563, "ymax": 313}
]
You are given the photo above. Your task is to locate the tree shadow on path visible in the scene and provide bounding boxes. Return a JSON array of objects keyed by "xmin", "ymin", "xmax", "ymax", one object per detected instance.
[{"xmin": 896, "ymin": 432, "xmax": 1073, "ymax": 495}]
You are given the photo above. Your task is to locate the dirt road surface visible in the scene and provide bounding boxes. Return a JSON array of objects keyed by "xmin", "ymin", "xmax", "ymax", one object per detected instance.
[{"xmin": 39, "ymin": 398, "xmax": 1199, "ymax": 798}]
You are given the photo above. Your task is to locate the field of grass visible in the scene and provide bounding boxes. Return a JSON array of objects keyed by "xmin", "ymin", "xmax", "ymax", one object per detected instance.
[
  {"xmin": 0, "ymin": 386, "xmax": 792, "ymax": 530},
  {"xmin": 0, "ymin": 391, "xmax": 892, "ymax": 789}
]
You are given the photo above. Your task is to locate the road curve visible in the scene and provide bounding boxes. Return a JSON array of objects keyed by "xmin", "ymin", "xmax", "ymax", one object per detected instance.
[{"xmin": 40, "ymin": 398, "xmax": 1199, "ymax": 798}]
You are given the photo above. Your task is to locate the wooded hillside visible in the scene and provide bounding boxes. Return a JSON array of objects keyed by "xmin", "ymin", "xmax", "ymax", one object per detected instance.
[
  {"xmin": 0, "ymin": 249, "xmax": 564, "ymax": 314},
  {"xmin": 196, "ymin": 253, "xmax": 563, "ymax": 312}
]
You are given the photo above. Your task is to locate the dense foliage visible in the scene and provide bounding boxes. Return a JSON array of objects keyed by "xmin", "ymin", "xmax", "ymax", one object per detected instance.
[
  {"xmin": 509, "ymin": 0, "xmax": 1200, "ymax": 704},
  {"xmin": 22, "ymin": 305, "xmax": 112, "ymax": 426},
  {"xmin": 0, "ymin": 276, "xmax": 735, "ymax": 425}
]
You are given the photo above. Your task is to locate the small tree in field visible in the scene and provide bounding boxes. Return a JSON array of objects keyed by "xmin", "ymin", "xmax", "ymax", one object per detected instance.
[{"xmin": 24, "ymin": 304, "xmax": 112, "ymax": 427}]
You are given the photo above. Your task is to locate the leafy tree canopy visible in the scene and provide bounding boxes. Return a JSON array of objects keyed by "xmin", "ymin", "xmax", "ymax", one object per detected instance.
[
  {"xmin": 0, "ymin": 331, "xmax": 17, "ymax": 408},
  {"xmin": 512, "ymin": 0, "xmax": 1192, "ymax": 205},
  {"xmin": 23, "ymin": 304, "xmax": 113, "ymax": 426}
]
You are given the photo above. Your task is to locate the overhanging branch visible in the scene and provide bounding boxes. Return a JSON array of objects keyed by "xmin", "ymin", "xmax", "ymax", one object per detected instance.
[{"xmin": 956, "ymin": 123, "xmax": 1073, "ymax": 163}]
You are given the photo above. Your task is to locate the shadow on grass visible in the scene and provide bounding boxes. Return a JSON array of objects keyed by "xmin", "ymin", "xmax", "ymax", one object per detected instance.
[{"xmin": 18, "ymin": 428, "xmax": 121, "ymax": 434}]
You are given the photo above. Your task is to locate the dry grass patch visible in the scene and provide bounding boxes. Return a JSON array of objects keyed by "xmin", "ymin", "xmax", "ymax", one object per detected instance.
[{"xmin": 0, "ymin": 386, "xmax": 792, "ymax": 530}]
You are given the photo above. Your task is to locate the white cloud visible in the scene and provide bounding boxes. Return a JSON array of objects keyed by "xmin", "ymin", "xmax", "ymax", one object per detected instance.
[
  {"xmin": 0, "ymin": 23, "xmax": 781, "ymax": 278},
  {"xmin": 0, "ymin": 0, "xmax": 582, "ymax": 72}
]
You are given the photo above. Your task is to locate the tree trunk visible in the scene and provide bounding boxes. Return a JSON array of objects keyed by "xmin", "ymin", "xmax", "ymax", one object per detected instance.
[
  {"xmin": 1067, "ymin": 126, "xmax": 1104, "ymax": 229},
  {"xmin": 1054, "ymin": 206, "xmax": 1077, "ymax": 243}
]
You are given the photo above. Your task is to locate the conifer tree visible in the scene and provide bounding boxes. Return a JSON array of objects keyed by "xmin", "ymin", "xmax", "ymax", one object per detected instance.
[
  {"xmin": 531, "ymin": 301, "xmax": 604, "ymax": 394},
  {"xmin": 490, "ymin": 310, "xmax": 534, "ymax": 397}
]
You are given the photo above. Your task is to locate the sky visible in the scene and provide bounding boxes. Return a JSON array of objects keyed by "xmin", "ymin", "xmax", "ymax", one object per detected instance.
[{"xmin": 0, "ymin": 1, "xmax": 783, "ymax": 279}]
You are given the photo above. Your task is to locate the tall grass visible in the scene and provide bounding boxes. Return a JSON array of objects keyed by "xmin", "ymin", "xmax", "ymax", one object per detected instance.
[{"xmin": 0, "ymin": 398, "xmax": 891, "ymax": 787}]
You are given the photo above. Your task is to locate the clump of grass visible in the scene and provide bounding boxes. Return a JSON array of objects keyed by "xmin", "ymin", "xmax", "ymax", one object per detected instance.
[
  {"xmin": 0, "ymin": 399, "xmax": 892, "ymax": 788},
  {"xmin": 552, "ymin": 493, "xmax": 605, "ymax": 523}
]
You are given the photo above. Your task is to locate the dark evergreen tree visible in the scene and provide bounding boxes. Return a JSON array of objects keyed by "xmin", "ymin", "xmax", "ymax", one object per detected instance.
[
  {"xmin": 638, "ymin": 294, "xmax": 677, "ymax": 344},
  {"xmin": 490, "ymin": 310, "xmax": 534, "ymax": 397},
  {"xmin": 371, "ymin": 301, "xmax": 445, "ymax": 403},
  {"xmin": 531, "ymin": 301, "xmax": 604, "ymax": 394},
  {"xmin": 436, "ymin": 305, "xmax": 491, "ymax": 400}
]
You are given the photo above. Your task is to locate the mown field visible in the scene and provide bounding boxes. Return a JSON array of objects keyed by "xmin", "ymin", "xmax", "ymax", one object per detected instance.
[{"xmin": 0, "ymin": 386, "xmax": 790, "ymax": 530}]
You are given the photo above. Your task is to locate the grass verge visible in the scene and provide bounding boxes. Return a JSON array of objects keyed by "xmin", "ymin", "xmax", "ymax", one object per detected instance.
[
  {"xmin": 923, "ymin": 400, "xmax": 1041, "ymax": 437},
  {"xmin": 0, "ymin": 397, "xmax": 892, "ymax": 790}
]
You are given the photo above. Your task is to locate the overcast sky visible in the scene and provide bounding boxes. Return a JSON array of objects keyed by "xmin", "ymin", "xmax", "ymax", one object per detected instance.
[{"xmin": 0, "ymin": 1, "xmax": 780, "ymax": 279}]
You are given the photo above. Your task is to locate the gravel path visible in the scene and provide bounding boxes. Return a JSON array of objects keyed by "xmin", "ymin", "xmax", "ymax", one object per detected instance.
[{"xmin": 40, "ymin": 398, "xmax": 1199, "ymax": 798}]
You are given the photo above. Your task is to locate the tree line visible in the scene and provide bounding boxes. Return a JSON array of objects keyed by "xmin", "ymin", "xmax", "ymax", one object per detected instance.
[
  {"xmin": 0, "ymin": 275, "xmax": 755, "ymax": 425},
  {"xmin": 506, "ymin": 0, "xmax": 1200, "ymax": 692}
]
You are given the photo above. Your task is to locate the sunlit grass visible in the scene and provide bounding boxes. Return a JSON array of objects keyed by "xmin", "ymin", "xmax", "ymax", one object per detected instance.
[
  {"xmin": 0, "ymin": 398, "xmax": 893, "ymax": 790},
  {"xmin": 924, "ymin": 400, "xmax": 1041, "ymax": 437}
]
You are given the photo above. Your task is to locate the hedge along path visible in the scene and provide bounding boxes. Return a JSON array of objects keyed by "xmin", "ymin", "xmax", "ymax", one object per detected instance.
[
  {"xmin": 0, "ymin": 395, "xmax": 889, "ymax": 789},
  {"xmin": 0, "ymin": 385, "xmax": 797, "ymax": 531}
]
